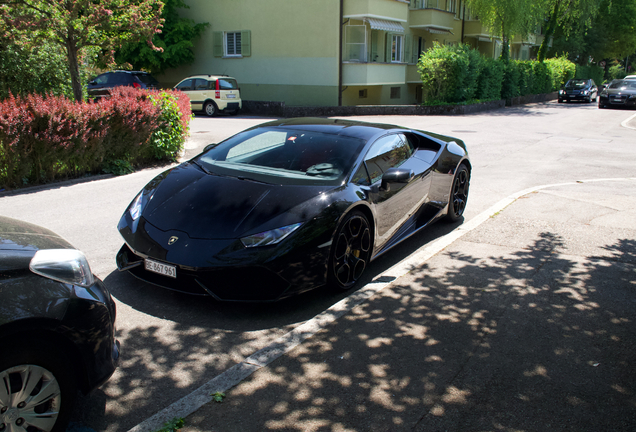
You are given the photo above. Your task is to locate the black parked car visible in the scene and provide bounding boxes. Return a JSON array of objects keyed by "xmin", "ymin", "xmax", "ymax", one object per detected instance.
[
  {"xmin": 117, "ymin": 118, "xmax": 471, "ymax": 302},
  {"xmin": 0, "ymin": 216, "xmax": 119, "ymax": 432},
  {"xmin": 87, "ymin": 70, "xmax": 159, "ymax": 98},
  {"xmin": 598, "ymin": 79, "xmax": 636, "ymax": 109},
  {"xmin": 558, "ymin": 79, "xmax": 598, "ymax": 103}
]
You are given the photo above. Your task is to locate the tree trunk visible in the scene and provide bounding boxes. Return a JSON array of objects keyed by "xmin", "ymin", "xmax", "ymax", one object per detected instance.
[
  {"xmin": 538, "ymin": 1, "xmax": 561, "ymax": 62},
  {"xmin": 65, "ymin": 28, "xmax": 83, "ymax": 102}
]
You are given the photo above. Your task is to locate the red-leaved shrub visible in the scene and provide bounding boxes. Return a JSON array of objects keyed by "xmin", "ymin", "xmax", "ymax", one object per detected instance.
[{"xmin": 0, "ymin": 88, "xmax": 190, "ymax": 190}]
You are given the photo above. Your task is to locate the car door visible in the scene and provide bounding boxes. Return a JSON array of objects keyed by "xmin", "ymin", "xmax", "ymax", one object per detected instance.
[
  {"xmin": 175, "ymin": 79, "xmax": 197, "ymax": 110},
  {"xmin": 363, "ymin": 134, "xmax": 431, "ymax": 248},
  {"xmin": 87, "ymin": 72, "xmax": 112, "ymax": 98}
]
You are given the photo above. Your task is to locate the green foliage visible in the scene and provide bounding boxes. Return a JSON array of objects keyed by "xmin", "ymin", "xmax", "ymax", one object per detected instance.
[
  {"xmin": 148, "ymin": 92, "xmax": 189, "ymax": 161},
  {"xmin": 418, "ymin": 43, "xmax": 482, "ymax": 104},
  {"xmin": 102, "ymin": 159, "xmax": 134, "ymax": 176},
  {"xmin": 476, "ymin": 58, "xmax": 504, "ymax": 100},
  {"xmin": 608, "ymin": 62, "xmax": 627, "ymax": 80},
  {"xmin": 114, "ymin": 0, "xmax": 209, "ymax": 74},
  {"xmin": 501, "ymin": 61, "xmax": 521, "ymax": 99},
  {"xmin": 154, "ymin": 417, "xmax": 184, "ymax": 432},
  {"xmin": 545, "ymin": 56, "xmax": 576, "ymax": 90},
  {"xmin": 531, "ymin": 61, "xmax": 552, "ymax": 93},
  {"xmin": 575, "ymin": 64, "xmax": 604, "ymax": 84},
  {"xmin": 0, "ymin": 40, "xmax": 79, "ymax": 100},
  {"xmin": 211, "ymin": 392, "xmax": 226, "ymax": 402}
]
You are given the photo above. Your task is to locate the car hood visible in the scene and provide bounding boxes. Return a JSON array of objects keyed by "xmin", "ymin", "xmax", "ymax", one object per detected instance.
[
  {"xmin": 605, "ymin": 88, "xmax": 636, "ymax": 95},
  {"xmin": 0, "ymin": 216, "xmax": 73, "ymax": 251},
  {"xmin": 141, "ymin": 163, "xmax": 332, "ymax": 239}
]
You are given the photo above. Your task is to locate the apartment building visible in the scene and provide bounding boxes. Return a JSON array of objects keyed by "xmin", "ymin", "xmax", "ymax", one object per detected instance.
[{"xmin": 160, "ymin": 0, "xmax": 540, "ymax": 107}]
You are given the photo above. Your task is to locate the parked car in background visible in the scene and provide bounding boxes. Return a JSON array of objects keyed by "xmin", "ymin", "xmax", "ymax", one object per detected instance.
[
  {"xmin": 116, "ymin": 118, "xmax": 470, "ymax": 301},
  {"xmin": 87, "ymin": 70, "xmax": 159, "ymax": 99},
  {"xmin": 624, "ymin": 75, "xmax": 636, "ymax": 80},
  {"xmin": 558, "ymin": 79, "xmax": 598, "ymax": 103},
  {"xmin": 0, "ymin": 216, "xmax": 120, "ymax": 432},
  {"xmin": 598, "ymin": 79, "xmax": 636, "ymax": 109},
  {"xmin": 174, "ymin": 74, "xmax": 242, "ymax": 116}
]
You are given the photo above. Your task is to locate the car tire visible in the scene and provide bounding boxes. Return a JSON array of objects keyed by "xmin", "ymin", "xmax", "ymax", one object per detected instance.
[
  {"xmin": 0, "ymin": 340, "xmax": 77, "ymax": 432},
  {"xmin": 328, "ymin": 210, "xmax": 372, "ymax": 290},
  {"xmin": 203, "ymin": 102, "xmax": 217, "ymax": 117},
  {"xmin": 446, "ymin": 163, "xmax": 470, "ymax": 222},
  {"xmin": 558, "ymin": 98, "xmax": 563, "ymax": 103}
]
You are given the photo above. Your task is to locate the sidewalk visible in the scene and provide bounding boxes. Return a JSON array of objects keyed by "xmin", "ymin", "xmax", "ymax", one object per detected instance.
[{"xmin": 174, "ymin": 179, "xmax": 636, "ymax": 432}]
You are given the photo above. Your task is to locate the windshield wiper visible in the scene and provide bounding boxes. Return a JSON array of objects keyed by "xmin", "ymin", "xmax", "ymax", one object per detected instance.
[{"xmin": 191, "ymin": 159, "xmax": 212, "ymax": 175}]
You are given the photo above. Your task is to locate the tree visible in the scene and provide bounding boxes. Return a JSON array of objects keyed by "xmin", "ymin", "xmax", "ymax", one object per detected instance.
[
  {"xmin": 536, "ymin": 0, "xmax": 602, "ymax": 62},
  {"xmin": 0, "ymin": 0, "xmax": 164, "ymax": 101},
  {"xmin": 113, "ymin": 0, "xmax": 208, "ymax": 74},
  {"xmin": 465, "ymin": 0, "xmax": 543, "ymax": 61}
]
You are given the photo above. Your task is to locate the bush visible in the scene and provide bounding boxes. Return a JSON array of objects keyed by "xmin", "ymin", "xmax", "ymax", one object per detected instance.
[
  {"xmin": 575, "ymin": 64, "xmax": 604, "ymax": 85},
  {"xmin": 0, "ymin": 88, "xmax": 191, "ymax": 189},
  {"xmin": 476, "ymin": 58, "xmax": 504, "ymax": 100},
  {"xmin": 501, "ymin": 61, "xmax": 521, "ymax": 99},
  {"xmin": 545, "ymin": 56, "xmax": 576, "ymax": 91}
]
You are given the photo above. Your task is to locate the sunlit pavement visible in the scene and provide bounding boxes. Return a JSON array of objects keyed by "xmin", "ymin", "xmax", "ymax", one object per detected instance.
[{"xmin": 180, "ymin": 178, "xmax": 636, "ymax": 432}]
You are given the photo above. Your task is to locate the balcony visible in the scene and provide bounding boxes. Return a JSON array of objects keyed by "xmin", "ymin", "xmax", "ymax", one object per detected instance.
[
  {"xmin": 408, "ymin": 7, "xmax": 457, "ymax": 34},
  {"xmin": 344, "ymin": 0, "xmax": 408, "ymax": 22},
  {"xmin": 463, "ymin": 20, "xmax": 491, "ymax": 39},
  {"xmin": 342, "ymin": 62, "xmax": 407, "ymax": 86}
]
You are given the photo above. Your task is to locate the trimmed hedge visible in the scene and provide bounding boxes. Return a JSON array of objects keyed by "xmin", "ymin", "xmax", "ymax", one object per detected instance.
[
  {"xmin": 0, "ymin": 87, "xmax": 191, "ymax": 190},
  {"xmin": 419, "ymin": 43, "xmax": 577, "ymax": 104}
]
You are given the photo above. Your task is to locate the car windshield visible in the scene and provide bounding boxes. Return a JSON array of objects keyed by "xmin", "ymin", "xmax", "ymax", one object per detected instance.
[
  {"xmin": 609, "ymin": 80, "xmax": 636, "ymax": 90},
  {"xmin": 565, "ymin": 80, "xmax": 588, "ymax": 88},
  {"xmin": 196, "ymin": 127, "xmax": 366, "ymax": 185}
]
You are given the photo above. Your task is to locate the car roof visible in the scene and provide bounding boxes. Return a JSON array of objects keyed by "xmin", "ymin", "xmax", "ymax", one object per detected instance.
[
  {"xmin": 182, "ymin": 75, "xmax": 237, "ymax": 80},
  {"xmin": 255, "ymin": 117, "xmax": 410, "ymax": 141}
]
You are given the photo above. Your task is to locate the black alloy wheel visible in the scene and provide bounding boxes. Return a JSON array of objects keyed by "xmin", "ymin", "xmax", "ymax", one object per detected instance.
[
  {"xmin": 446, "ymin": 164, "xmax": 470, "ymax": 222},
  {"xmin": 0, "ymin": 341, "xmax": 77, "ymax": 432},
  {"xmin": 329, "ymin": 211, "xmax": 372, "ymax": 290},
  {"xmin": 203, "ymin": 101, "xmax": 217, "ymax": 117}
]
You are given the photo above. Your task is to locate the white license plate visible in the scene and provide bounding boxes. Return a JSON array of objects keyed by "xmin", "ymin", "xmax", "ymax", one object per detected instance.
[
  {"xmin": 226, "ymin": 94, "xmax": 236, "ymax": 98},
  {"xmin": 145, "ymin": 259, "xmax": 176, "ymax": 278}
]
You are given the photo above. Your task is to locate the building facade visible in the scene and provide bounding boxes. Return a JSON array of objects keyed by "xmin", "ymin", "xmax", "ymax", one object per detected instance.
[{"xmin": 160, "ymin": 0, "xmax": 542, "ymax": 107}]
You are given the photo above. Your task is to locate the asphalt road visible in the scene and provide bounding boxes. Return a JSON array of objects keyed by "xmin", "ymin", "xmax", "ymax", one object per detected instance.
[{"xmin": 0, "ymin": 101, "xmax": 634, "ymax": 432}]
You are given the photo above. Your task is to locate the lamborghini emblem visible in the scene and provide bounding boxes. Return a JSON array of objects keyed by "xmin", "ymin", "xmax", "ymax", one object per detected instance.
[{"xmin": 168, "ymin": 236, "xmax": 179, "ymax": 245}]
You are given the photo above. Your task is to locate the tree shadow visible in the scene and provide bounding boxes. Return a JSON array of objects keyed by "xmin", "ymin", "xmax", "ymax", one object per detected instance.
[{"xmin": 182, "ymin": 233, "xmax": 635, "ymax": 432}]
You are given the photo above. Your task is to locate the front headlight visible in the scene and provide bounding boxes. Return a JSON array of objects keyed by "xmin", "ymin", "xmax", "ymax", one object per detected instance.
[
  {"xmin": 129, "ymin": 189, "xmax": 155, "ymax": 221},
  {"xmin": 559, "ymin": 89, "xmax": 565, "ymax": 95},
  {"xmin": 241, "ymin": 223, "xmax": 302, "ymax": 248},
  {"xmin": 30, "ymin": 249, "xmax": 95, "ymax": 287}
]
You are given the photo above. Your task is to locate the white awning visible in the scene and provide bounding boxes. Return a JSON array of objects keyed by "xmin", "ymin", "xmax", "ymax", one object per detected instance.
[
  {"xmin": 410, "ymin": 24, "xmax": 454, "ymax": 35},
  {"xmin": 366, "ymin": 18, "xmax": 404, "ymax": 33}
]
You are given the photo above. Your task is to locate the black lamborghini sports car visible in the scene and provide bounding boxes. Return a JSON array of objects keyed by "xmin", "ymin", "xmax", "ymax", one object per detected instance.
[{"xmin": 117, "ymin": 118, "xmax": 470, "ymax": 301}]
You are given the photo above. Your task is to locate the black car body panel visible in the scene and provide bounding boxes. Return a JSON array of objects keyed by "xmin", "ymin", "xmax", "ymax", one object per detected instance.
[
  {"xmin": 0, "ymin": 216, "xmax": 119, "ymax": 393},
  {"xmin": 87, "ymin": 70, "xmax": 158, "ymax": 98},
  {"xmin": 558, "ymin": 79, "xmax": 598, "ymax": 103},
  {"xmin": 117, "ymin": 118, "xmax": 470, "ymax": 301},
  {"xmin": 599, "ymin": 79, "xmax": 636, "ymax": 108}
]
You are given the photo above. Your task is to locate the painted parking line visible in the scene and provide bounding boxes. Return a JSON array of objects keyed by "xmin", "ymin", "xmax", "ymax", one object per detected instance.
[
  {"xmin": 621, "ymin": 112, "xmax": 636, "ymax": 130},
  {"xmin": 127, "ymin": 177, "xmax": 636, "ymax": 432}
]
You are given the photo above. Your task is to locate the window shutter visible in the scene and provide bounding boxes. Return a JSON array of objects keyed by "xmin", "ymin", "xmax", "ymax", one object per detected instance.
[
  {"xmin": 241, "ymin": 30, "xmax": 251, "ymax": 56},
  {"xmin": 385, "ymin": 33, "xmax": 392, "ymax": 63},
  {"xmin": 404, "ymin": 34, "xmax": 411, "ymax": 64},
  {"xmin": 371, "ymin": 30, "xmax": 378, "ymax": 62},
  {"xmin": 213, "ymin": 31, "xmax": 223, "ymax": 57}
]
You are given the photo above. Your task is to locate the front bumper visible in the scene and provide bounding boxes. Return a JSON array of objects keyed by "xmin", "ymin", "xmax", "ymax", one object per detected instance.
[
  {"xmin": 599, "ymin": 94, "xmax": 636, "ymax": 107},
  {"xmin": 117, "ymin": 217, "xmax": 332, "ymax": 302}
]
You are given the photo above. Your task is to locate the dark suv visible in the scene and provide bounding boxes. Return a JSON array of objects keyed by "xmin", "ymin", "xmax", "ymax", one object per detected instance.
[{"xmin": 87, "ymin": 70, "xmax": 159, "ymax": 98}]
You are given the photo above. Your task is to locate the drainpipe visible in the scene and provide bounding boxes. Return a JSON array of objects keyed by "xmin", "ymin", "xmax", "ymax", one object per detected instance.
[
  {"xmin": 338, "ymin": 0, "xmax": 343, "ymax": 106},
  {"xmin": 460, "ymin": 0, "xmax": 465, "ymax": 43}
]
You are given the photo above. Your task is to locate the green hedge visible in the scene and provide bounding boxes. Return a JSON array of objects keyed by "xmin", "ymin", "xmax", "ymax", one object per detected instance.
[
  {"xmin": 0, "ymin": 87, "xmax": 191, "ymax": 190},
  {"xmin": 418, "ymin": 43, "xmax": 577, "ymax": 104},
  {"xmin": 575, "ymin": 64, "xmax": 604, "ymax": 85}
]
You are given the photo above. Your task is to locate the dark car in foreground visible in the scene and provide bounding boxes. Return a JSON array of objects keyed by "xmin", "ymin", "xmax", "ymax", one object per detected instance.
[
  {"xmin": 87, "ymin": 70, "xmax": 159, "ymax": 99},
  {"xmin": 0, "ymin": 216, "xmax": 119, "ymax": 432},
  {"xmin": 558, "ymin": 79, "xmax": 598, "ymax": 103},
  {"xmin": 598, "ymin": 79, "xmax": 636, "ymax": 109},
  {"xmin": 116, "ymin": 118, "xmax": 471, "ymax": 302}
]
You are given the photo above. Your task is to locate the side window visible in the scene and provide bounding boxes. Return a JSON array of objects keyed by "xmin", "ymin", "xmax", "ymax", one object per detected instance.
[
  {"xmin": 176, "ymin": 79, "xmax": 194, "ymax": 91},
  {"xmin": 208, "ymin": 80, "xmax": 217, "ymax": 90},
  {"xmin": 351, "ymin": 164, "xmax": 370, "ymax": 186},
  {"xmin": 364, "ymin": 134, "xmax": 413, "ymax": 184},
  {"xmin": 218, "ymin": 79, "xmax": 238, "ymax": 90},
  {"xmin": 94, "ymin": 73, "xmax": 109, "ymax": 84},
  {"xmin": 195, "ymin": 79, "xmax": 208, "ymax": 90}
]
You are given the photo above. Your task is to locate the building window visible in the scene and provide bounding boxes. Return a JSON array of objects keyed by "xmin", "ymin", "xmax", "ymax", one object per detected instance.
[
  {"xmin": 344, "ymin": 25, "xmax": 367, "ymax": 62},
  {"xmin": 391, "ymin": 35, "xmax": 403, "ymax": 62},
  {"xmin": 226, "ymin": 32, "xmax": 242, "ymax": 56},
  {"xmin": 359, "ymin": 89, "xmax": 368, "ymax": 98},
  {"xmin": 390, "ymin": 87, "xmax": 401, "ymax": 99}
]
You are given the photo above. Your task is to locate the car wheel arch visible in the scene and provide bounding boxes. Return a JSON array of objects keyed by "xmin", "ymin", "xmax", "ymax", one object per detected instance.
[{"xmin": 0, "ymin": 322, "xmax": 91, "ymax": 393}]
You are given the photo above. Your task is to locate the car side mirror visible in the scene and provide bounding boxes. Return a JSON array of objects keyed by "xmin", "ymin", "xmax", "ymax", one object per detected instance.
[{"xmin": 380, "ymin": 168, "xmax": 414, "ymax": 191}]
